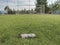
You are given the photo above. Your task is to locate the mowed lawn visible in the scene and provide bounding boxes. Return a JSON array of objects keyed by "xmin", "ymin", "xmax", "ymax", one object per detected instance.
[{"xmin": 0, "ymin": 14, "xmax": 60, "ymax": 45}]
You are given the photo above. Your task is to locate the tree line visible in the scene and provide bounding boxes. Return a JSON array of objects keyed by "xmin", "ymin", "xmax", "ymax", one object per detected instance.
[{"xmin": 4, "ymin": 0, "xmax": 60, "ymax": 14}]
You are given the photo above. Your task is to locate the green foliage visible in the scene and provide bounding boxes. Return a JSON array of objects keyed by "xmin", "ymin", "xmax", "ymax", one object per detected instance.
[
  {"xmin": 48, "ymin": 0, "xmax": 60, "ymax": 11},
  {"xmin": 36, "ymin": 0, "xmax": 47, "ymax": 6},
  {"xmin": 52, "ymin": 3, "xmax": 59, "ymax": 11},
  {"xmin": 4, "ymin": 6, "xmax": 12, "ymax": 14},
  {"xmin": 4, "ymin": 6, "xmax": 16, "ymax": 14},
  {"xmin": 35, "ymin": 0, "xmax": 48, "ymax": 13},
  {"xmin": 0, "ymin": 14, "xmax": 60, "ymax": 45}
]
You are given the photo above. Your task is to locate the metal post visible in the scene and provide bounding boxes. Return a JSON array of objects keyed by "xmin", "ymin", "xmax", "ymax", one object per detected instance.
[
  {"xmin": 29, "ymin": 0, "xmax": 30, "ymax": 10},
  {"xmin": 7, "ymin": 0, "xmax": 8, "ymax": 5},
  {"xmin": 16, "ymin": 0, "xmax": 19, "ymax": 14}
]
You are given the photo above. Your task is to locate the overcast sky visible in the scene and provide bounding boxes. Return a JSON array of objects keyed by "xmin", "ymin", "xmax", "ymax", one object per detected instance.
[
  {"xmin": 47, "ymin": 0, "xmax": 57, "ymax": 5},
  {"xmin": 0, "ymin": 0, "xmax": 57, "ymax": 10}
]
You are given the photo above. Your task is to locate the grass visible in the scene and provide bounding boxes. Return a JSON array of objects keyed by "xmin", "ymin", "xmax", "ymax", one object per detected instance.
[{"xmin": 0, "ymin": 14, "xmax": 60, "ymax": 45}]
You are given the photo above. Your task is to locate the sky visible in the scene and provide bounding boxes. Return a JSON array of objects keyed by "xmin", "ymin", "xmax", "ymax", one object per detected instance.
[
  {"xmin": 47, "ymin": 0, "xmax": 57, "ymax": 5},
  {"xmin": 0, "ymin": 0, "xmax": 57, "ymax": 11}
]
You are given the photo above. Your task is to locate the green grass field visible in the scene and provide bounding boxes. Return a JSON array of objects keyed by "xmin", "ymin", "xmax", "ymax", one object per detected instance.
[{"xmin": 0, "ymin": 14, "xmax": 60, "ymax": 45}]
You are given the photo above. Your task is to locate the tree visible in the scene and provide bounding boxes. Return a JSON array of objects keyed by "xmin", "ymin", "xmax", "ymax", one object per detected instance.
[
  {"xmin": 35, "ymin": 0, "xmax": 48, "ymax": 13},
  {"xmin": 56, "ymin": 0, "xmax": 60, "ymax": 10},
  {"xmin": 48, "ymin": 0, "xmax": 60, "ymax": 13},
  {"xmin": 12, "ymin": 9, "xmax": 16, "ymax": 14},
  {"xmin": 4, "ymin": 6, "xmax": 13, "ymax": 14}
]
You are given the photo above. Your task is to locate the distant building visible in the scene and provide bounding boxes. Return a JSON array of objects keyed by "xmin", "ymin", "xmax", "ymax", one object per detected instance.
[
  {"xmin": 53, "ymin": 10, "xmax": 60, "ymax": 14},
  {"xmin": 0, "ymin": 11, "xmax": 2, "ymax": 14},
  {"xmin": 0, "ymin": 11, "xmax": 7, "ymax": 14}
]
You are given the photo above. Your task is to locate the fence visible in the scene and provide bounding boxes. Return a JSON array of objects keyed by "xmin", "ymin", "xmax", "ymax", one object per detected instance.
[{"xmin": 0, "ymin": 0, "xmax": 46, "ymax": 14}]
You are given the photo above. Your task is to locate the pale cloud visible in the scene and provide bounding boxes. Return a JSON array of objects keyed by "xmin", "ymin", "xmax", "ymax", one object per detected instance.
[{"xmin": 47, "ymin": 0, "xmax": 57, "ymax": 5}]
